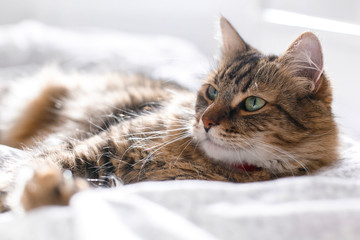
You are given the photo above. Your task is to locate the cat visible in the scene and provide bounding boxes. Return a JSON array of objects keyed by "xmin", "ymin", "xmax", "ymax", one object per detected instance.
[{"xmin": 0, "ymin": 17, "xmax": 339, "ymax": 212}]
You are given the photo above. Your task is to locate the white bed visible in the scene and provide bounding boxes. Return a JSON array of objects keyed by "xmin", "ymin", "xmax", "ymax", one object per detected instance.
[{"xmin": 1, "ymin": 21, "xmax": 360, "ymax": 240}]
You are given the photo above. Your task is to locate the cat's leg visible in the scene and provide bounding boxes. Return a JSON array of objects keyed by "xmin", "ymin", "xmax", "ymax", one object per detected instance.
[
  {"xmin": 17, "ymin": 112, "xmax": 174, "ymax": 211},
  {"xmin": 17, "ymin": 125, "xmax": 135, "ymax": 211},
  {"xmin": 0, "ymin": 145, "xmax": 89, "ymax": 212}
]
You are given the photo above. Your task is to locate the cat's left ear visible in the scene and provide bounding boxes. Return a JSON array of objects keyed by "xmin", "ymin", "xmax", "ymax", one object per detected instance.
[
  {"xmin": 220, "ymin": 17, "xmax": 248, "ymax": 56},
  {"xmin": 282, "ymin": 32, "xmax": 324, "ymax": 92}
]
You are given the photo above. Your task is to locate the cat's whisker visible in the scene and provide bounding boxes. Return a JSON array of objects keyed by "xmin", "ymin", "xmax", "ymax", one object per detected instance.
[
  {"xmin": 224, "ymin": 134, "xmax": 305, "ymax": 175},
  {"xmin": 109, "ymin": 106, "xmax": 142, "ymax": 117},
  {"xmin": 254, "ymin": 140, "xmax": 309, "ymax": 174},
  {"xmin": 88, "ymin": 120, "xmax": 107, "ymax": 132},
  {"xmin": 131, "ymin": 131, "xmax": 188, "ymax": 149},
  {"xmin": 109, "ymin": 105, "xmax": 192, "ymax": 125},
  {"xmin": 237, "ymin": 137, "xmax": 280, "ymax": 176},
  {"xmin": 231, "ymin": 144, "xmax": 251, "ymax": 177},
  {"xmin": 144, "ymin": 133, "xmax": 190, "ymax": 153},
  {"xmin": 110, "ymin": 127, "xmax": 190, "ymax": 146},
  {"xmin": 149, "ymin": 134, "xmax": 191, "ymax": 154},
  {"xmin": 116, "ymin": 129, "xmax": 190, "ymax": 164},
  {"xmin": 172, "ymin": 138, "xmax": 194, "ymax": 167},
  {"xmin": 192, "ymin": 139, "xmax": 201, "ymax": 154},
  {"xmin": 249, "ymin": 143, "xmax": 294, "ymax": 176},
  {"xmin": 135, "ymin": 123, "xmax": 187, "ymax": 130}
]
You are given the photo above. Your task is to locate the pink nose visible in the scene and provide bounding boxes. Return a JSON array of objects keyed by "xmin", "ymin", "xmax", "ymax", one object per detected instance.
[{"xmin": 202, "ymin": 116, "xmax": 218, "ymax": 132}]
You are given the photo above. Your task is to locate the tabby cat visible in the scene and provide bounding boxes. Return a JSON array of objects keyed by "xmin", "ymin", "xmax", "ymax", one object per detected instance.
[{"xmin": 0, "ymin": 17, "xmax": 338, "ymax": 212}]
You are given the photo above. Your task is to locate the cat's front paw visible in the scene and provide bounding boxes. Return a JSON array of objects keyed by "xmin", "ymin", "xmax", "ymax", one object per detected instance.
[{"xmin": 21, "ymin": 168, "xmax": 88, "ymax": 211}]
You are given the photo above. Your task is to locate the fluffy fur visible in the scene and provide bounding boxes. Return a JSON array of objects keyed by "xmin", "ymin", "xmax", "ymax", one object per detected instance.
[{"xmin": 0, "ymin": 17, "xmax": 338, "ymax": 211}]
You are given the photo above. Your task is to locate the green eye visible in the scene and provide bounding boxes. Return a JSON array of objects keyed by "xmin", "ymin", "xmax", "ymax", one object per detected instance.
[
  {"xmin": 244, "ymin": 96, "xmax": 266, "ymax": 112},
  {"xmin": 206, "ymin": 85, "xmax": 218, "ymax": 101}
]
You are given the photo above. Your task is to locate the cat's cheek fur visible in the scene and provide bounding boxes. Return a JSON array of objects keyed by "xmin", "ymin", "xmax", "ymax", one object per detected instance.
[
  {"xmin": 199, "ymin": 137, "xmax": 295, "ymax": 172},
  {"xmin": 192, "ymin": 123, "xmax": 296, "ymax": 172}
]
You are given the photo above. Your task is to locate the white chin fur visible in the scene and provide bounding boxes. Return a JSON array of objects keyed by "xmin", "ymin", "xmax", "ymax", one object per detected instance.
[
  {"xmin": 192, "ymin": 122, "xmax": 286, "ymax": 171},
  {"xmin": 199, "ymin": 138, "xmax": 264, "ymax": 166}
]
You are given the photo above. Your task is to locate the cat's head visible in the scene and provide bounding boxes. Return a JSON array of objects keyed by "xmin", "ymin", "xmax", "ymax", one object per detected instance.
[{"xmin": 193, "ymin": 17, "xmax": 338, "ymax": 174}]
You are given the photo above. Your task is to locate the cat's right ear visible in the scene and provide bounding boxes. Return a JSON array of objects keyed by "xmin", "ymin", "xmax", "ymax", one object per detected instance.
[
  {"xmin": 220, "ymin": 17, "xmax": 248, "ymax": 56},
  {"xmin": 281, "ymin": 32, "xmax": 324, "ymax": 93}
]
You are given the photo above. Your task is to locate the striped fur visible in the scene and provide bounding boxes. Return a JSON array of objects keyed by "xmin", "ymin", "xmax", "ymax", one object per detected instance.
[{"xmin": 0, "ymin": 18, "xmax": 339, "ymax": 211}]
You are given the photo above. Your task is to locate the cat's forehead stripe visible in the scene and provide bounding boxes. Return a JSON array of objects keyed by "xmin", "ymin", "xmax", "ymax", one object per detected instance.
[
  {"xmin": 234, "ymin": 53, "xmax": 261, "ymax": 86},
  {"xmin": 241, "ymin": 57, "xmax": 267, "ymax": 93},
  {"xmin": 222, "ymin": 53, "xmax": 274, "ymax": 109}
]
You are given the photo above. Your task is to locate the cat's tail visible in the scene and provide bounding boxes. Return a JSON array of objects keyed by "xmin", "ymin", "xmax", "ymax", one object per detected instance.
[{"xmin": 0, "ymin": 83, "xmax": 68, "ymax": 149}]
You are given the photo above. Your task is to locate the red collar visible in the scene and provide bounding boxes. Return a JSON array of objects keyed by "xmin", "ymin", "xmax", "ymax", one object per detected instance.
[{"xmin": 234, "ymin": 162, "xmax": 261, "ymax": 171}]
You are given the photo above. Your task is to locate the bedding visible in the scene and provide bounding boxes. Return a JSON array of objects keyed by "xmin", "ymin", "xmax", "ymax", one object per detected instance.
[{"xmin": 0, "ymin": 21, "xmax": 360, "ymax": 240}]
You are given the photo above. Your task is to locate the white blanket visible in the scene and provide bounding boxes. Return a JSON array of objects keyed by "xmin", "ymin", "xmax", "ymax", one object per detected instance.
[
  {"xmin": 1, "ymin": 173, "xmax": 360, "ymax": 240},
  {"xmin": 1, "ymin": 21, "xmax": 360, "ymax": 240}
]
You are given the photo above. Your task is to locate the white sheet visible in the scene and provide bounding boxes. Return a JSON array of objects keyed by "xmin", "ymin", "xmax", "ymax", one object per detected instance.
[
  {"xmin": 1, "ymin": 21, "xmax": 360, "ymax": 240},
  {"xmin": 1, "ymin": 175, "xmax": 360, "ymax": 240}
]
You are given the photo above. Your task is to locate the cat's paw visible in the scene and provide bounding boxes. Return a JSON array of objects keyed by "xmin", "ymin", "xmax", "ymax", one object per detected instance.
[{"xmin": 21, "ymin": 168, "xmax": 89, "ymax": 211}]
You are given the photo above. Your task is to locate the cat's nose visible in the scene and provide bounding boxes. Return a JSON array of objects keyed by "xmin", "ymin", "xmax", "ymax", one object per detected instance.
[{"xmin": 202, "ymin": 116, "xmax": 218, "ymax": 132}]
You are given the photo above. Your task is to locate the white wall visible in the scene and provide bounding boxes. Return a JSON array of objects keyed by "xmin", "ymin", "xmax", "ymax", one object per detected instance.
[{"xmin": 0, "ymin": 0, "xmax": 263, "ymax": 56}]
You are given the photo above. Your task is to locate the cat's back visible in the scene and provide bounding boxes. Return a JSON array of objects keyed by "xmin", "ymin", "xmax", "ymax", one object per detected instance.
[{"xmin": 0, "ymin": 67, "xmax": 189, "ymax": 148}]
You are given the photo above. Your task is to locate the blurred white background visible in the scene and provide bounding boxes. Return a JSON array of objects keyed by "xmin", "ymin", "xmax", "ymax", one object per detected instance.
[{"xmin": 0, "ymin": 0, "xmax": 359, "ymax": 140}]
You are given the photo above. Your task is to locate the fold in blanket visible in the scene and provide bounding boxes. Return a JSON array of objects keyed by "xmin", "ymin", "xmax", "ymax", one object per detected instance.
[{"xmin": 1, "ymin": 178, "xmax": 360, "ymax": 240}]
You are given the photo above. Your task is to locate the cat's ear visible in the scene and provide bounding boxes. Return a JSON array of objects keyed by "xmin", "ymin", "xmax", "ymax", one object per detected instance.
[
  {"xmin": 282, "ymin": 32, "xmax": 324, "ymax": 92},
  {"xmin": 220, "ymin": 17, "xmax": 248, "ymax": 55}
]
